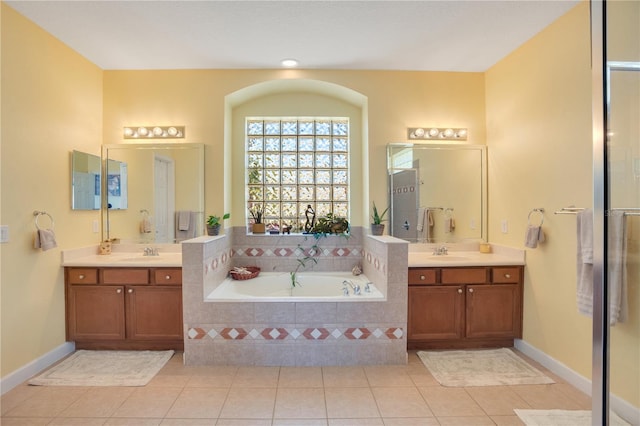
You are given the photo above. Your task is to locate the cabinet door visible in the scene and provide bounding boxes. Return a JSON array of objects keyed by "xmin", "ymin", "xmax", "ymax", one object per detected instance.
[
  {"xmin": 68, "ymin": 285, "xmax": 125, "ymax": 340},
  {"xmin": 465, "ymin": 284, "xmax": 521, "ymax": 339},
  {"xmin": 126, "ymin": 286, "xmax": 183, "ymax": 340},
  {"xmin": 408, "ymin": 286, "xmax": 464, "ymax": 341}
]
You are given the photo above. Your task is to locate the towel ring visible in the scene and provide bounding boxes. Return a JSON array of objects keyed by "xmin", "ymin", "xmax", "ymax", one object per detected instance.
[
  {"xmin": 527, "ymin": 208, "xmax": 544, "ymax": 227},
  {"xmin": 33, "ymin": 210, "xmax": 54, "ymax": 230}
]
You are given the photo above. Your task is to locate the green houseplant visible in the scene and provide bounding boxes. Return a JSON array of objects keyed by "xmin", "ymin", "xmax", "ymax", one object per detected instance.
[
  {"xmin": 206, "ymin": 213, "xmax": 230, "ymax": 236},
  {"xmin": 371, "ymin": 202, "xmax": 389, "ymax": 236}
]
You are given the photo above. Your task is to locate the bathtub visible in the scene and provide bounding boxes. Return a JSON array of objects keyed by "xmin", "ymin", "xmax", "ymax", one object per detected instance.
[{"xmin": 206, "ymin": 271, "xmax": 385, "ymax": 302}]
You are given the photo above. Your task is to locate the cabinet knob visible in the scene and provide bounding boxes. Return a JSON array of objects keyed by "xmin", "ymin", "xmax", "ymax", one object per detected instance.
[
  {"xmin": 468, "ymin": 288, "xmax": 474, "ymax": 293},
  {"xmin": 116, "ymin": 288, "xmax": 122, "ymax": 294},
  {"xmin": 504, "ymin": 273, "xmax": 511, "ymax": 279},
  {"xmin": 420, "ymin": 275, "xmax": 425, "ymax": 280},
  {"xmin": 128, "ymin": 288, "xmax": 134, "ymax": 294},
  {"xmin": 457, "ymin": 288, "xmax": 463, "ymax": 294},
  {"xmin": 78, "ymin": 274, "xmax": 85, "ymax": 280},
  {"xmin": 165, "ymin": 275, "xmax": 171, "ymax": 280}
]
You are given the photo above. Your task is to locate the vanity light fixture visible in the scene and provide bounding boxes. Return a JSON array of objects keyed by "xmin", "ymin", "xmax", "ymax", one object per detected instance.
[
  {"xmin": 407, "ymin": 127, "xmax": 468, "ymax": 141},
  {"xmin": 123, "ymin": 126, "xmax": 185, "ymax": 139}
]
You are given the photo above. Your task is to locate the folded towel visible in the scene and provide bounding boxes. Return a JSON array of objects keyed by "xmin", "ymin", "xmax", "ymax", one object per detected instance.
[
  {"xmin": 443, "ymin": 217, "xmax": 455, "ymax": 233},
  {"xmin": 178, "ymin": 210, "xmax": 190, "ymax": 231},
  {"xmin": 34, "ymin": 229, "xmax": 57, "ymax": 251},
  {"xmin": 608, "ymin": 211, "xmax": 628, "ymax": 325},
  {"xmin": 576, "ymin": 209, "xmax": 593, "ymax": 317},
  {"xmin": 524, "ymin": 225, "xmax": 545, "ymax": 248}
]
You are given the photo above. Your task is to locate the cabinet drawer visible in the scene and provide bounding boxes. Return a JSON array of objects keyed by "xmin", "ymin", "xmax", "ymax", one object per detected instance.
[
  {"xmin": 67, "ymin": 268, "xmax": 98, "ymax": 284},
  {"xmin": 492, "ymin": 267, "xmax": 521, "ymax": 283},
  {"xmin": 441, "ymin": 268, "xmax": 487, "ymax": 284},
  {"xmin": 102, "ymin": 268, "xmax": 149, "ymax": 285},
  {"xmin": 408, "ymin": 268, "xmax": 437, "ymax": 285},
  {"xmin": 153, "ymin": 268, "xmax": 182, "ymax": 285}
]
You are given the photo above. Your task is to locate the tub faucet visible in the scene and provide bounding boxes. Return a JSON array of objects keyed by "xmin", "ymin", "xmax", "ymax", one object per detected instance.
[
  {"xmin": 343, "ymin": 280, "xmax": 361, "ymax": 296},
  {"xmin": 433, "ymin": 245, "xmax": 448, "ymax": 256},
  {"xmin": 364, "ymin": 282, "xmax": 372, "ymax": 293}
]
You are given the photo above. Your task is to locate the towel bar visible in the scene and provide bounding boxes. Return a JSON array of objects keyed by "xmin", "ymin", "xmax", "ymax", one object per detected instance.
[{"xmin": 33, "ymin": 210, "xmax": 54, "ymax": 230}]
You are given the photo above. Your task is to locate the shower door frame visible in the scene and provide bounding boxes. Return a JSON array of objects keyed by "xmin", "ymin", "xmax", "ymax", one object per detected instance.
[{"xmin": 591, "ymin": 1, "xmax": 639, "ymax": 424}]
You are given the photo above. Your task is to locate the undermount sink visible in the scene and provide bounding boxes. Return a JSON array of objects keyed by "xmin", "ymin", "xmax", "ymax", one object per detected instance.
[
  {"xmin": 427, "ymin": 256, "xmax": 470, "ymax": 261},
  {"xmin": 118, "ymin": 256, "xmax": 165, "ymax": 262}
]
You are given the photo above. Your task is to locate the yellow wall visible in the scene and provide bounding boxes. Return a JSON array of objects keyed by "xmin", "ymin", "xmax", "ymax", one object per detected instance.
[
  {"xmin": 486, "ymin": 1, "xmax": 639, "ymax": 406},
  {"xmin": 1, "ymin": 3, "xmax": 103, "ymax": 376}
]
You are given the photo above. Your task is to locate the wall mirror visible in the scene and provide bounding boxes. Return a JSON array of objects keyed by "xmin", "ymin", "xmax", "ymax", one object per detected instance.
[
  {"xmin": 387, "ymin": 143, "xmax": 487, "ymax": 244},
  {"xmin": 102, "ymin": 143, "xmax": 205, "ymax": 244},
  {"xmin": 71, "ymin": 150, "xmax": 101, "ymax": 210}
]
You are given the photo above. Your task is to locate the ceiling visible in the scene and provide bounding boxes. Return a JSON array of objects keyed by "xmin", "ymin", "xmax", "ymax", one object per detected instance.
[{"xmin": 6, "ymin": 0, "xmax": 580, "ymax": 72}]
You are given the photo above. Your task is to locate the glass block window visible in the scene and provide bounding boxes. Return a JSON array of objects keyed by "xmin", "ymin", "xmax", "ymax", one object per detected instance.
[{"xmin": 246, "ymin": 118, "xmax": 349, "ymax": 232}]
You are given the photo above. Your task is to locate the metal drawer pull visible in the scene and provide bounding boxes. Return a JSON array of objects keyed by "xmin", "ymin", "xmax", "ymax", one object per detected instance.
[
  {"xmin": 78, "ymin": 274, "xmax": 85, "ymax": 279},
  {"xmin": 165, "ymin": 275, "xmax": 171, "ymax": 280},
  {"xmin": 420, "ymin": 275, "xmax": 425, "ymax": 280},
  {"xmin": 458, "ymin": 288, "xmax": 463, "ymax": 294},
  {"xmin": 504, "ymin": 273, "xmax": 511, "ymax": 278},
  {"xmin": 116, "ymin": 288, "xmax": 122, "ymax": 294},
  {"xmin": 128, "ymin": 289, "xmax": 134, "ymax": 294},
  {"xmin": 469, "ymin": 288, "xmax": 474, "ymax": 293}
]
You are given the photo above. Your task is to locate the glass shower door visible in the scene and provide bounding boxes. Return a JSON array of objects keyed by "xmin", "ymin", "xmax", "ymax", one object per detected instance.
[{"xmin": 605, "ymin": 62, "xmax": 639, "ymax": 425}]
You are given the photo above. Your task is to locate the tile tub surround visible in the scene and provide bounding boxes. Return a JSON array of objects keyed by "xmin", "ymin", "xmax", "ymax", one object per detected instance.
[{"xmin": 182, "ymin": 228, "xmax": 410, "ymax": 366}]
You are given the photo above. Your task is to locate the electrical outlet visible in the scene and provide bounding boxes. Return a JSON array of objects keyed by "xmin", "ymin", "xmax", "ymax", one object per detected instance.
[
  {"xmin": 470, "ymin": 218, "xmax": 476, "ymax": 230},
  {"xmin": 501, "ymin": 220, "xmax": 509, "ymax": 234},
  {"xmin": 0, "ymin": 225, "xmax": 9, "ymax": 243}
]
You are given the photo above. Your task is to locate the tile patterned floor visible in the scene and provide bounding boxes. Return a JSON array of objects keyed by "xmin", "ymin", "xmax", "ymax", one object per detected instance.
[{"xmin": 1, "ymin": 350, "xmax": 591, "ymax": 425}]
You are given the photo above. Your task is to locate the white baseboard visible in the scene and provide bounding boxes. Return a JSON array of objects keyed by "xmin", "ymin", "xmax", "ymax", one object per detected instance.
[
  {"xmin": 0, "ymin": 342, "xmax": 75, "ymax": 395},
  {"xmin": 515, "ymin": 339, "xmax": 640, "ymax": 425}
]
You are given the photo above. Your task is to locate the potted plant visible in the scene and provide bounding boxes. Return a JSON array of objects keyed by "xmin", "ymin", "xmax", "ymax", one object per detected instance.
[
  {"xmin": 371, "ymin": 202, "xmax": 389, "ymax": 236},
  {"xmin": 311, "ymin": 213, "xmax": 350, "ymax": 235},
  {"xmin": 249, "ymin": 204, "xmax": 265, "ymax": 234},
  {"xmin": 206, "ymin": 213, "xmax": 230, "ymax": 236}
]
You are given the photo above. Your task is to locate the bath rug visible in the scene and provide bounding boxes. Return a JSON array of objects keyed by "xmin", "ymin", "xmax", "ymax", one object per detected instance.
[
  {"xmin": 28, "ymin": 350, "xmax": 174, "ymax": 386},
  {"xmin": 417, "ymin": 348, "xmax": 555, "ymax": 387},
  {"xmin": 514, "ymin": 409, "xmax": 630, "ymax": 425}
]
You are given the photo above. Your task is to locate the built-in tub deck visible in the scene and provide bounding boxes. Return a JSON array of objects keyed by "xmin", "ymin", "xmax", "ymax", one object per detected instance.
[{"xmin": 206, "ymin": 271, "xmax": 385, "ymax": 302}]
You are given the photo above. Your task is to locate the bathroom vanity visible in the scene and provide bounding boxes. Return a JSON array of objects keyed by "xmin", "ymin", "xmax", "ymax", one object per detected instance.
[
  {"xmin": 407, "ymin": 247, "xmax": 525, "ymax": 349},
  {"xmin": 62, "ymin": 247, "xmax": 183, "ymax": 350}
]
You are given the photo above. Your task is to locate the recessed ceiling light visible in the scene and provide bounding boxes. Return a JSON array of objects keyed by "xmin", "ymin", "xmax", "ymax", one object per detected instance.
[{"xmin": 281, "ymin": 59, "xmax": 299, "ymax": 68}]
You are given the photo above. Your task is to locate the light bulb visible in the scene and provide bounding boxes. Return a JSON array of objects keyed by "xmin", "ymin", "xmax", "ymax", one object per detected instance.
[
  {"xmin": 138, "ymin": 127, "xmax": 148, "ymax": 136},
  {"xmin": 123, "ymin": 127, "xmax": 134, "ymax": 137},
  {"xmin": 443, "ymin": 128, "xmax": 454, "ymax": 138},
  {"xmin": 428, "ymin": 128, "xmax": 440, "ymax": 137},
  {"xmin": 414, "ymin": 128, "xmax": 425, "ymax": 138},
  {"xmin": 456, "ymin": 129, "xmax": 468, "ymax": 138}
]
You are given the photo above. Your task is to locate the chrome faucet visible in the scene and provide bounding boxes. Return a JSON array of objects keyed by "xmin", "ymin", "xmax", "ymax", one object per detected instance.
[
  {"xmin": 143, "ymin": 247, "xmax": 159, "ymax": 256},
  {"xmin": 432, "ymin": 245, "xmax": 448, "ymax": 256},
  {"xmin": 343, "ymin": 280, "xmax": 361, "ymax": 295}
]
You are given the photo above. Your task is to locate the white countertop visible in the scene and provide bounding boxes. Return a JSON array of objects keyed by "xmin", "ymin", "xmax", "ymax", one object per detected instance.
[
  {"xmin": 408, "ymin": 244, "xmax": 525, "ymax": 267},
  {"xmin": 62, "ymin": 244, "xmax": 182, "ymax": 267}
]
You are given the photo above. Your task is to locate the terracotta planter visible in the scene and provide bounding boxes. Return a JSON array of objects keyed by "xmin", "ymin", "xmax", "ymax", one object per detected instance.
[
  {"xmin": 252, "ymin": 223, "xmax": 266, "ymax": 234},
  {"xmin": 371, "ymin": 223, "xmax": 385, "ymax": 236}
]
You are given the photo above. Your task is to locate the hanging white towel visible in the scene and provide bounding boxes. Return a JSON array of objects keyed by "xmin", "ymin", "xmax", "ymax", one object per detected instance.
[
  {"xmin": 524, "ymin": 225, "xmax": 545, "ymax": 248},
  {"xmin": 175, "ymin": 211, "xmax": 197, "ymax": 242},
  {"xmin": 178, "ymin": 210, "xmax": 191, "ymax": 231},
  {"xmin": 608, "ymin": 211, "xmax": 628, "ymax": 325},
  {"xmin": 34, "ymin": 229, "xmax": 57, "ymax": 251},
  {"xmin": 576, "ymin": 209, "xmax": 594, "ymax": 317},
  {"xmin": 416, "ymin": 208, "xmax": 425, "ymax": 232}
]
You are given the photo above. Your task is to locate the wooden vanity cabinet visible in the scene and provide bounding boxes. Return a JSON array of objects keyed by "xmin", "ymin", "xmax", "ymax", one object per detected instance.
[
  {"xmin": 65, "ymin": 267, "xmax": 183, "ymax": 350},
  {"xmin": 408, "ymin": 265, "xmax": 523, "ymax": 349}
]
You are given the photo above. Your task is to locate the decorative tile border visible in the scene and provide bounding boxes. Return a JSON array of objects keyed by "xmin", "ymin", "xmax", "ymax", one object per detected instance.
[
  {"xmin": 234, "ymin": 247, "xmax": 361, "ymax": 258},
  {"xmin": 187, "ymin": 326, "xmax": 404, "ymax": 341}
]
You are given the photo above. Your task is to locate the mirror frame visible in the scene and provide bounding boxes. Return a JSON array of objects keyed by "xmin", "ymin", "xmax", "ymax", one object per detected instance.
[
  {"xmin": 387, "ymin": 143, "xmax": 487, "ymax": 244},
  {"xmin": 101, "ymin": 143, "xmax": 205, "ymax": 243}
]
